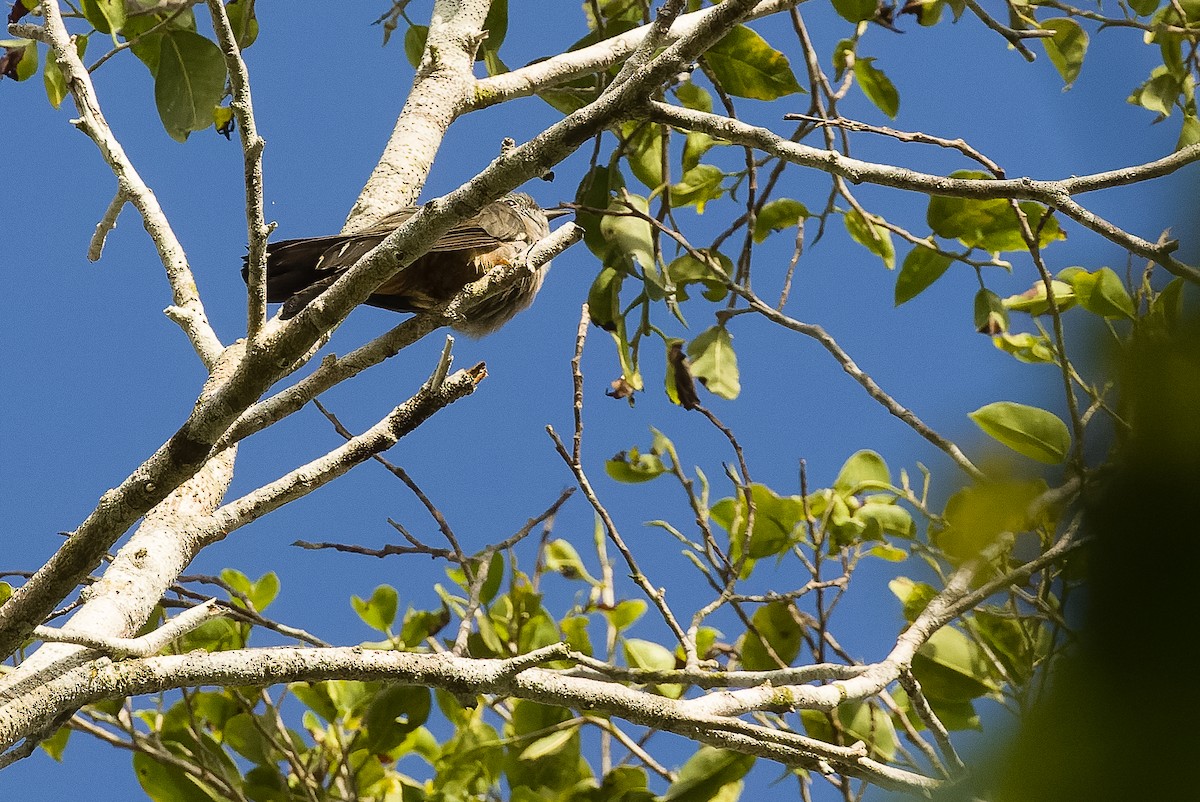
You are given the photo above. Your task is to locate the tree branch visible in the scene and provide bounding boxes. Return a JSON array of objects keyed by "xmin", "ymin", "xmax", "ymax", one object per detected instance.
[{"xmin": 647, "ymin": 101, "xmax": 1200, "ymax": 284}]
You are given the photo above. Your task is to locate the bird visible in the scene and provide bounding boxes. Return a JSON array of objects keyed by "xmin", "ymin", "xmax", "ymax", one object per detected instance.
[{"xmin": 243, "ymin": 193, "xmax": 562, "ymax": 337}]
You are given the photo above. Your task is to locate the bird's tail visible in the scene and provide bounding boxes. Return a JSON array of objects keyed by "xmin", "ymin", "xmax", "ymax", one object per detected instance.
[{"xmin": 241, "ymin": 235, "xmax": 351, "ymax": 318}]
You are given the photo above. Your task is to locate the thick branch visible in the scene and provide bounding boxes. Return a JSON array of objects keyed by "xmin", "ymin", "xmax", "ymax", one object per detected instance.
[
  {"xmin": 470, "ymin": 0, "xmax": 801, "ymax": 107},
  {"xmin": 0, "ymin": 644, "xmax": 940, "ymax": 793}
]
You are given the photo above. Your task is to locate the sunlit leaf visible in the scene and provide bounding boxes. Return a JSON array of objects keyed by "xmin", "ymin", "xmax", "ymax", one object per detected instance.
[
  {"xmin": 970, "ymin": 401, "xmax": 1071, "ymax": 463},
  {"xmin": 351, "ymin": 585, "xmax": 399, "ymax": 633},
  {"xmin": 404, "ymin": 25, "xmax": 428, "ymax": 68},
  {"xmin": 606, "ymin": 447, "xmax": 667, "ymax": 483},
  {"xmin": 845, "ymin": 209, "xmax": 895, "ymax": 268},
  {"xmin": 662, "ymin": 747, "xmax": 755, "ymax": 801},
  {"xmin": 834, "ymin": 449, "xmax": 891, "ymax": 495},
  {"xmin": 1041, "ymin": 18, "xmax": 1088, "ymax": 87},
  {"xmin": 831, "ymin": 0, "xmax": 879, "ymax": 23},
  {"xmin": 688, "ymin": 326, "xmax": 740, "ymax": 400},
  {"xmin": 854, "ymin": 57, "xmax": 900, "ymax": 118},
  {"xmin": 1064, "ymin": 266, "xmax": 1135, "ymax": 319},
  {"xmin": 154, "ymin": 29, "xmax": 227, "ymax": 142},
  {"xmin": 739, "ymin": 601, "xmax": 804, "ymax": 670},
  {"xmin": 895, "ymin": 245, "xmax": 952, "ymax": 305},
  {"xmin": 706, "ymin": 25, "xmax": 802, "ymax": 100},
  {"xmin": 753, "ymin": 198, "xmax": 809, "ymax": 243}
]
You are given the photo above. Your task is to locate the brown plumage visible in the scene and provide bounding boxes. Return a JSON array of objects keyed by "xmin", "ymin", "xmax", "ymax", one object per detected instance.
[{"xmin": 243, "ymin": 193, "xmax": 558, "ymax": 336}]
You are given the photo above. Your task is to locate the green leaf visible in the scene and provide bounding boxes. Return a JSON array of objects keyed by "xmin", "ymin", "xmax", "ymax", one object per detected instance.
[
  {"xmin": 667, "ymin": 252, "xmax": 729, "ymax": 302},
  {"xmin": 975, "ymin": 288, "xmax": 1009, "ymax": 334},
  {"xmin": 1129, "ymin": 0, "xmax": 1160, "ymax": 14},
  {"xmin": 624, "ymin": 639, "xmax": 674, "ymax": 672},
  {"xmin": 970, "ymin": 401, "xmax": 1070, "ymax": 463},
  {"xmin": 1148, "ymin": 276, "xmax": 1185, "ymax": 331},
  {"xmin": 226, "ymin": 0, "xmax": 258, "ymax": 49},
  {"xmin": 560, "ymin": 615, "xmax": 593, "ymax": 655},
  {"xmin": 832, "ymin": 38, "xmax": 855, "ymax": 80},
  {"xmin": 479, "ymin": 550, "xmax": 505, "ymax": 605},
  {"xmin": 856, "ymin": 502, "xmax": 915, "ymax": 540},
  {"xmin": 154, "ymin": 29, "xmax": 227, "ymax": 142},
  {"xmin": 1178, "ymin": 113, "xmax": 1200, "ymax": 149},
  {"xmin": 133, "ymin": 752, "xmax": 214, "ymax": 802},
  {"xmin": 1001, "ymin": 279, "xmax": 1075, "ymax": 316},
  {"xmin": 753, "ymin": 198, "xmax": 810, "ymax": 243},
  {"xmin": 867, "ymin": 542, "xmax": 909, "ymax": 561},
  {"xmin": 363, "ymin": 685, "xmax": 431, "ymax": 753},
  {"xmin": 662, "ymin": 747, "xmax": 755, "ymax": 801},
  {"xmin": 801, "ymin": 701, "xmax": 897, "ymax": 760},
  {"xmin": 895, "ymin": 246, "xmax": 953, "ymax": 305},
  {"xmin": 674, "ymin": 80, "xmax": 712, "ymax": 112},
  {"xmin": 404, "ymin": 25, "xmax": 428, "ymax": 69},
  {"xmin": 833, "ymin": 449, "xmax": 891, "ymax": 495},
  {"xmin": 928, "ymin": 172, "xmax": 1065, "ymax": 252},
  {"xmin": 710, "ymin": 484, "xmax": 807, "ymax": 562},
  {"xmin": 739, "ymin": 601, "xmax": 804, "ymax": 670},
  {"xmin": 519, "ymin": 727, "xmax": 576, "ymax": 761},
  {"xmin": 688, "ymin": 326, "xmax": 740, "ymax": 399},
  {"xmin": 603, "ymin": 599, "xmax": 648, "ymax": 631},
  {"xmin": 221, "ymin": 570, "xmax": 279, "ymax": 612},
  {"xmin": 622, "ymin": 121, "xmax": 664, "ymax": 191},
  {"xmin": 682, "ymin": 130, "xmax": 718, "ymax": 172},
  {"xmin": 934, "ymin": 480, "xmax": 1047, "ymax": 560},
  {"xmin": 544, "ymin": 538, "xmax": 597, "ymax": 583},
  {"xmin": 80, "ymin": 0, "xmax": 126, "ymax": 34},
  {"xmin": 596, "ymin": 766, "xmax": 654, "ymax": 800},
  {"xmin": 43, "ymin": 46, "xmax": 68, "ymax": 109},
  {"xmin": 624, "ymin": 637, "xmax": 682, "ymax": 697},
  {"xmin": 479, "ymin": 0, "xmax": 508, "ymax": 59},
  {"xmin": 606, "ymin": 447, "xmax": 667, "ymax": 483},
  {"xmin": 671, "ymin": 164, "xmax": 725, "ymax": 212},
  {"xmin": 10, "ymin": 40, "xmax": 37, "ymax": 82},
  {"xmin": 600, "ymin": 194, "xmax": 654, "ymax": 270},
  {"xmin": 174, "ymin": 616, "xmax": 244, "ymax": 653},
  {"xmin": 831, "ymin": 0, "xmax": 880, "ymax": 23},
  {"xmin": 223, "ymin": 713, "xmax": 276, "ymax": 765},
  {"xmin": 576, "ymin": 165, "xmax": 623, "ymax": 257},
  {"xmin": 911, "ymin": 625, "xmax": 1001, "ymax": 702},
  {"xmin": 705, "ymin": 25, "xmax": 802, "ymax": 100},
  {"xmin": 854, "ymin": 57, "xmax": 900, "ymax": 118},
  {"xmin": 351, "ymin": 585, "xmax": 399, "ymax": 633},
  {"xmin": 845, "ymin": 209, "xmax": 895, "ymax": 268},
  {"xmin": 889, "ymin": 577, "xmax": 940, "ymax": 622},
  {"xmin": 992, "ymin": 332, "xmax": 1055, "ymax": 363},
  {"xmin": 1065, "ymin": 266, "xmax": 1135, "ymax": 319},
  {"xmin": 39, "ymin": 725, "xmax": 69, "ymax": 761},
  {"xmin": 587, "ymin": 266, "xmax": 624, "ymax": 330},
  {"xmin": 1128, "ymin": 66, "xmax": 1180, "ymax": 117},
  {"xmin": 1040, "ymin": 18, "xmax": 1088, "ymax": 87}
]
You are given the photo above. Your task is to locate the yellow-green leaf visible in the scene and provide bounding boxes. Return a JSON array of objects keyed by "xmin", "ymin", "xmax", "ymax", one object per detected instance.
[
  {"xmin": 154, "ymin": 29, "xmax": 227, "ymax": 142},
  {"xmin": 753, "ymin": 198, "xmax": 810, "ymax": 243},
  {"xmin": 688, "ymin": 326, "xmax": 740, "ymax": 400},
  {"xmin": 845, "ymin": 209, "xmax": 895, "ymax": 268},
  {"xmin": 1041, "ymin": 18, "xmax": 1088, "ymax": 87},
  {"xmin": 705, "ymin": 25, "xmax": 802, "ymax": 100},
  {"xmin": 969, "ymin": 401, "xmax": 1071, "ymax": 463},
  {"xmin": 896, "ymin": 245, "xmax": 952, "ymax": 305},
  {"xmin": 854, "ymin": 57, "xmax": 900, "ymax": 118},
  {"xmin": 1065, "ymin": 266, "xmax": 1135, "ymax": 319}
]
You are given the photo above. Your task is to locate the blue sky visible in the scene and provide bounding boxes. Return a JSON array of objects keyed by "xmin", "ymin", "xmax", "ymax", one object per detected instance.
[{"xmin": 1, "ymin": 1, "xmax": 1193, "ymax": 799}]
